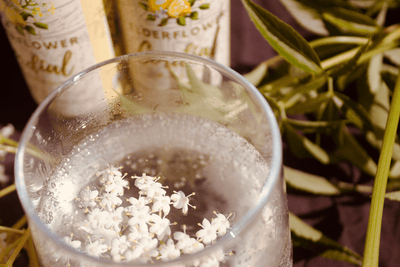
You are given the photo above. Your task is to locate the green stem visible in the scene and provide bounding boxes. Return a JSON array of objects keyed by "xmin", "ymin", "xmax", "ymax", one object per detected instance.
[
  {"xmin": 12, "ymin": 216, "xmax": 27, "ymax": 230},
  {"xmin": 310, "ymin": 36, "xmax": 369, "ymax": 47},
  {"xmin": 4, "ymin": 228, "xmax": 30, "ymax": 267},
  {"xmin": 0, "ymin": 226, "xmax": 24, "ymax": 235},
  {"xmin": 26, "ymin": 236, "xmax": 40, "ymax": 267},
  {"xmin": 362, "ymin": 66, "xmax": 400, "ymax": 267},
  {"xmin": 0, "ymin": 184, "xmax": 16, "ymax": 198},
  {"xmin": 0, "ymin": 136, "xmax": 18, "ymax": 148},
  {"xmin": 0, "ymin": 236, "xmax": 21, "ymax": 263},
  {"xmin": 0, "ymin": 144, "xmax": 17, "ymax": 154}
]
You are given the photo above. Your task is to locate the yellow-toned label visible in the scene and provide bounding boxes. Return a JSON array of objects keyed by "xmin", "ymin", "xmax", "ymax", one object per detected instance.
[
  {"xmin": 0, "ymin": 0, "xmax": 116, "ymax": 114},
  {"xmin": 115, "ymin": 0, "xmax": 230, "ymax": 66}
]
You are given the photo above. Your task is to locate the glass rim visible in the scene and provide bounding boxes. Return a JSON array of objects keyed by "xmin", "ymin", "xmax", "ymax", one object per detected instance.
[{"xmin": 14, "ymin": 51, "xmax": 283, "ymax": 266}]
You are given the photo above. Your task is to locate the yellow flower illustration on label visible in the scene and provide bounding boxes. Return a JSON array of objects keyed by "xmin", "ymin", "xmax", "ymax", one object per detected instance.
[
  {"xmin": 0, "ymin": 0, "xmax": 54, "ymax": 35},
  {"xmin": 0, "ymin": 0, "xmax": 26, "ymax": 26},
  {"xmin": 140, "ymin": 0, "xmax": 210, "ymax": 26},
  {"xmin": 167, "ymin": 0, "xmax": 191, "ymax": 18},
  {"xmin": 148, "ymin": 0, "xmax": 173, "ymax": 12}
]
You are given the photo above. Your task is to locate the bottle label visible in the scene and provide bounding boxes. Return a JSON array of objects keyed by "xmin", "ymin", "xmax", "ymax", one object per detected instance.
[
  {"xmin": 0, "ymin": 0, "xmax": 115, "ymax": 107},
  {"xmin": 116, "ymin": 0, "xmax": 230, "ymax": 66}
]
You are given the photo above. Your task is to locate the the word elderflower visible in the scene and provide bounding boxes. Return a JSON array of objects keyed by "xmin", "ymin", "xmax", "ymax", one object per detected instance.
[{"xmin": 67, "ymin": 165, "xmax": 233, "ymax": 265}]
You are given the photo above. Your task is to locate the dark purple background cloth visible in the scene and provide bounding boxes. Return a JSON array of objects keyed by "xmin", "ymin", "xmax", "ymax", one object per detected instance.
[{"xmin": 1, "ymin": 1, "xmax": 399, "ymax": 266}]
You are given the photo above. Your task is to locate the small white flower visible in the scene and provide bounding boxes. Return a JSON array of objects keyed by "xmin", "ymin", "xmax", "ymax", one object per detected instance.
[
  {"xmin": 173, "ymin": 230, "xmax": 191, "ymax": 250},
  {"xmin": 104, "ymin": 206, "xmax": 125, "ymax": 232},
  {"xmin": 196, "ymin": 218, "xmax": 218, "ymax": 245},
  {"xmin": 133, "ymin": 173, "xmax": 154, "ymax": 188},
  {"xmin": 127, "ymin": 226, "xmax": 152, "ymax": 244},
  {"xmin": 173, "ymin": 225, "xmax": 204, "ymax": 254},
  {"xmin": 152, "ymin": 195, "xmax": 171, "ymax": 215},
  {"xmin": 100, "ymin": 191, "xmax": 122, "ymax": 211},
  {"xmin": 149, "ymin": 214, "xmax": 172, "ymax": 240},
  {"xmin": 97, "ymin": 166, "xmax": 123, "ymax": 184},
  {"xmin": 158, "ymin": 238, "xmax": 180, "ymax": 261},
  {"xmin": 83, "ymin": 237, "xmax": 108, "ymax": 258},
  {"xmin": 124, "ymin": 246, "xmax": 143, "ymax": 262},
  {"xmin": 78, "ymin": 187, "xmax": 98, "ymax": 211},
  {"xmin": 87, "ymin": 208, "xmax": 108, "ymax": 230},
  {"xmin": 110, "ymin": 235, "xmax": 130, "ymax": 258},
  {"xmin": 125, "ymin": 196, "xmax": 147, "ymax": 215},
  {"xmin": 105, "ymin": 174, "xmax": 129, "ymax": 196},
  {"xmin": 212, "ymin": 212, "xmax": 231, "ymax": 236},
  {"xmin": 138, "ymin": 237, "xmax": 159, "ymax": 262},
  {"xmin": 199, "ymin": 255, "xmax": 220, "ymax": 267},
  {"xmin": 183, "ymin": 237, "xmax": 204, "ymax": 255},
  {"xmin": 134, "ymin": 174, "xmax": 166, "ymax": 198},
  {"xmin": 63, "ymin": 233, "xmax": 81, "ymax": 249},
  {"xmin": 171, "ymin": 191, "xmax": 196, "ymax": 214},
  {"xmin": 128, "ymin": 206, "xmax": 152, "ymax": 232}
]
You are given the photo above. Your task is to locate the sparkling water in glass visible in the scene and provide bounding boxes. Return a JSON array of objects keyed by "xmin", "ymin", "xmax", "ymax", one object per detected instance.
[{"xmin": 15, "ymin": 52, "xmax": 292, "ymax": 267}]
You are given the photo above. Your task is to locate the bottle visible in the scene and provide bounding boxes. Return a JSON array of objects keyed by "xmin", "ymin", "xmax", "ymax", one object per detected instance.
[
  {"xmin": 104, "ymin": 0, "xmax": 231, "ymax": 66},
  {"xmin": 0, "ymin": 0, "xmax": 116, "ymax": 116},
  {"xmin": 103, "ymin": 0, "xmax": 231, "ymax": 97}
]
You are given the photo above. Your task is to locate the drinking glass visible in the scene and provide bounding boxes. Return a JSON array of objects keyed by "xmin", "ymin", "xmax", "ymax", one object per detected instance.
[{"xmin": 15, "ymin": 51, "xmax": 292, "ymax": 267}]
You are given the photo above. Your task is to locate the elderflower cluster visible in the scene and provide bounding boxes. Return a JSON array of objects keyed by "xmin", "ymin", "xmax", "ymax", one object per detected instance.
[{"xmin": 66, "ymin": 166, "xmax": 232, "ymax": 265}]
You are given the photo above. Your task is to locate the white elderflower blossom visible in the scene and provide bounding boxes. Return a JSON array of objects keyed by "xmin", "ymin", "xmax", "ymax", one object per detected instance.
[
  {"xmin": 77, "ymin": 187, "xmax": 98, "ymax": 212},
  {"xmin": 151, "ymin": 194, "xmax": 171, "ymax": 215},
  {"xmin": 128, "ymin": 205, "xmax": 152, "ymax": 232},
  {"xmin": 171, "ymin": 190, "xmax": 196, "ymax": 214},
  {"xmin": 86, "ymin": 208, "xmax": 108, "ymax": 230},
  {"xmin": 110, "ymin": 235, "xmax": 130, "ymax": 260},
  {"xmin": 196, "ymin": 218, "xmax": 218, "ymax": 245},
  {"xmin": 104, "ymin": 206, "xmax": 126, "ymax": 232},
  {"xmin": 149, "ymin": 214, "xmax": 172, "ymax": 240},
  {"xmin": 100, "ymin": 191, "xmax": 122, "ymax": 211},
  {"xmin": 63, "ymin": 233, "xmax": 81, "ymax": 250},
  {"xmin": 158, "ymin": 238, "xmax": 180, "ymax": 261},
  {"xmin": 138, "ymin": 237, "xmax": 159, "ymax": 263},
  {"xmin": 83, "ymin": 237, "xmax": 108, "ymax": 258},
  {"xmin": 212, "ymin": 212, "xmax": 232, "ymax": 236},
  {"xmin": 104, "ymin": 173, "xmax": 129, "ymax": 196},
  {"xmin": 125, "ymin": 196, "xmax": 147, "ymax": 215},
  {"xmin": 63, "ymin": 165, "xmax": 232, "ymax": 265}
]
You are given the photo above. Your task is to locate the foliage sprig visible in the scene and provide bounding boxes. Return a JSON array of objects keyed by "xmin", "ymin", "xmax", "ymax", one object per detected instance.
[{"xmin": 242, "ymin": 0, "xmax": 400, "ymax": 266}]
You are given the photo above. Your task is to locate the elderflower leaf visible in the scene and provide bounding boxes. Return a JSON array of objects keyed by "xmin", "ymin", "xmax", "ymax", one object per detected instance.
[
  {"xmin": 290, "ymin": 212, "xmax": 363, "ymax": 266},
  {"xmin": 116, "ymin": 92, "xmax": 151, "ymax": 116},
  {"xmin": 286, "ymin": 118, "xmax": 345, "ymax": 134},
  {"xmin": 385, "ymin": 191, "xmax": 400, "ymax": 201},
  {"xmin": 284, "ymin": 166, "xmax": 340, "ymax": 195},
  {"xmin": 322, "ymin": 7, "xmax": 380, "ymax": 36},
  {"xmin": 333, "ymin": 92, "xmax": 374, "ymax": 133},
  {"xmin": 283, "ymin": 122, "xmax": 331, "ymax": 164},
  {"xmin": 384, "ymin": 48, "xmax": 400, "ymax": 66},
  {"xmin": 170, "ymin": 63, "xmax": 255, "ymax": 129},
  {"xmin": 336, "ymin": 126, "xmax": 377, "ymax": 177},
  {"xmin": 327, "ymin": 39, "xmax": 370, "ymax": 78},
  {"xmin": 241, "ymin": 0, "xmax": 323, "ymax": 75},
  {"xmin": 278, "ymin": 0, "xmax": 329, "ymax": 36},
  {"xmin": 286, "ymin": 93, "xmax": 329, "ymax": 115},
  {"xmin": 367, "ymin": 54, "xmax": 383, "ymax": 94},
  {"xmin": 243, "ymin": 60, "xmax": 269, "ymax": 87}
]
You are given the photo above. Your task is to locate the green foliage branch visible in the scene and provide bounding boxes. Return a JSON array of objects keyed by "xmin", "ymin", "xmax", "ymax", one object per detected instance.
[{"xmin": 242, "ymin": 0, "xmax": 400, "ymax": 266}]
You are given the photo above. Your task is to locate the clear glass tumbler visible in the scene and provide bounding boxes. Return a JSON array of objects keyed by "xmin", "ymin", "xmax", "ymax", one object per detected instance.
[{"xmin": 15, "ymin": 51, "xmax": 292, "ymax": 267}]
